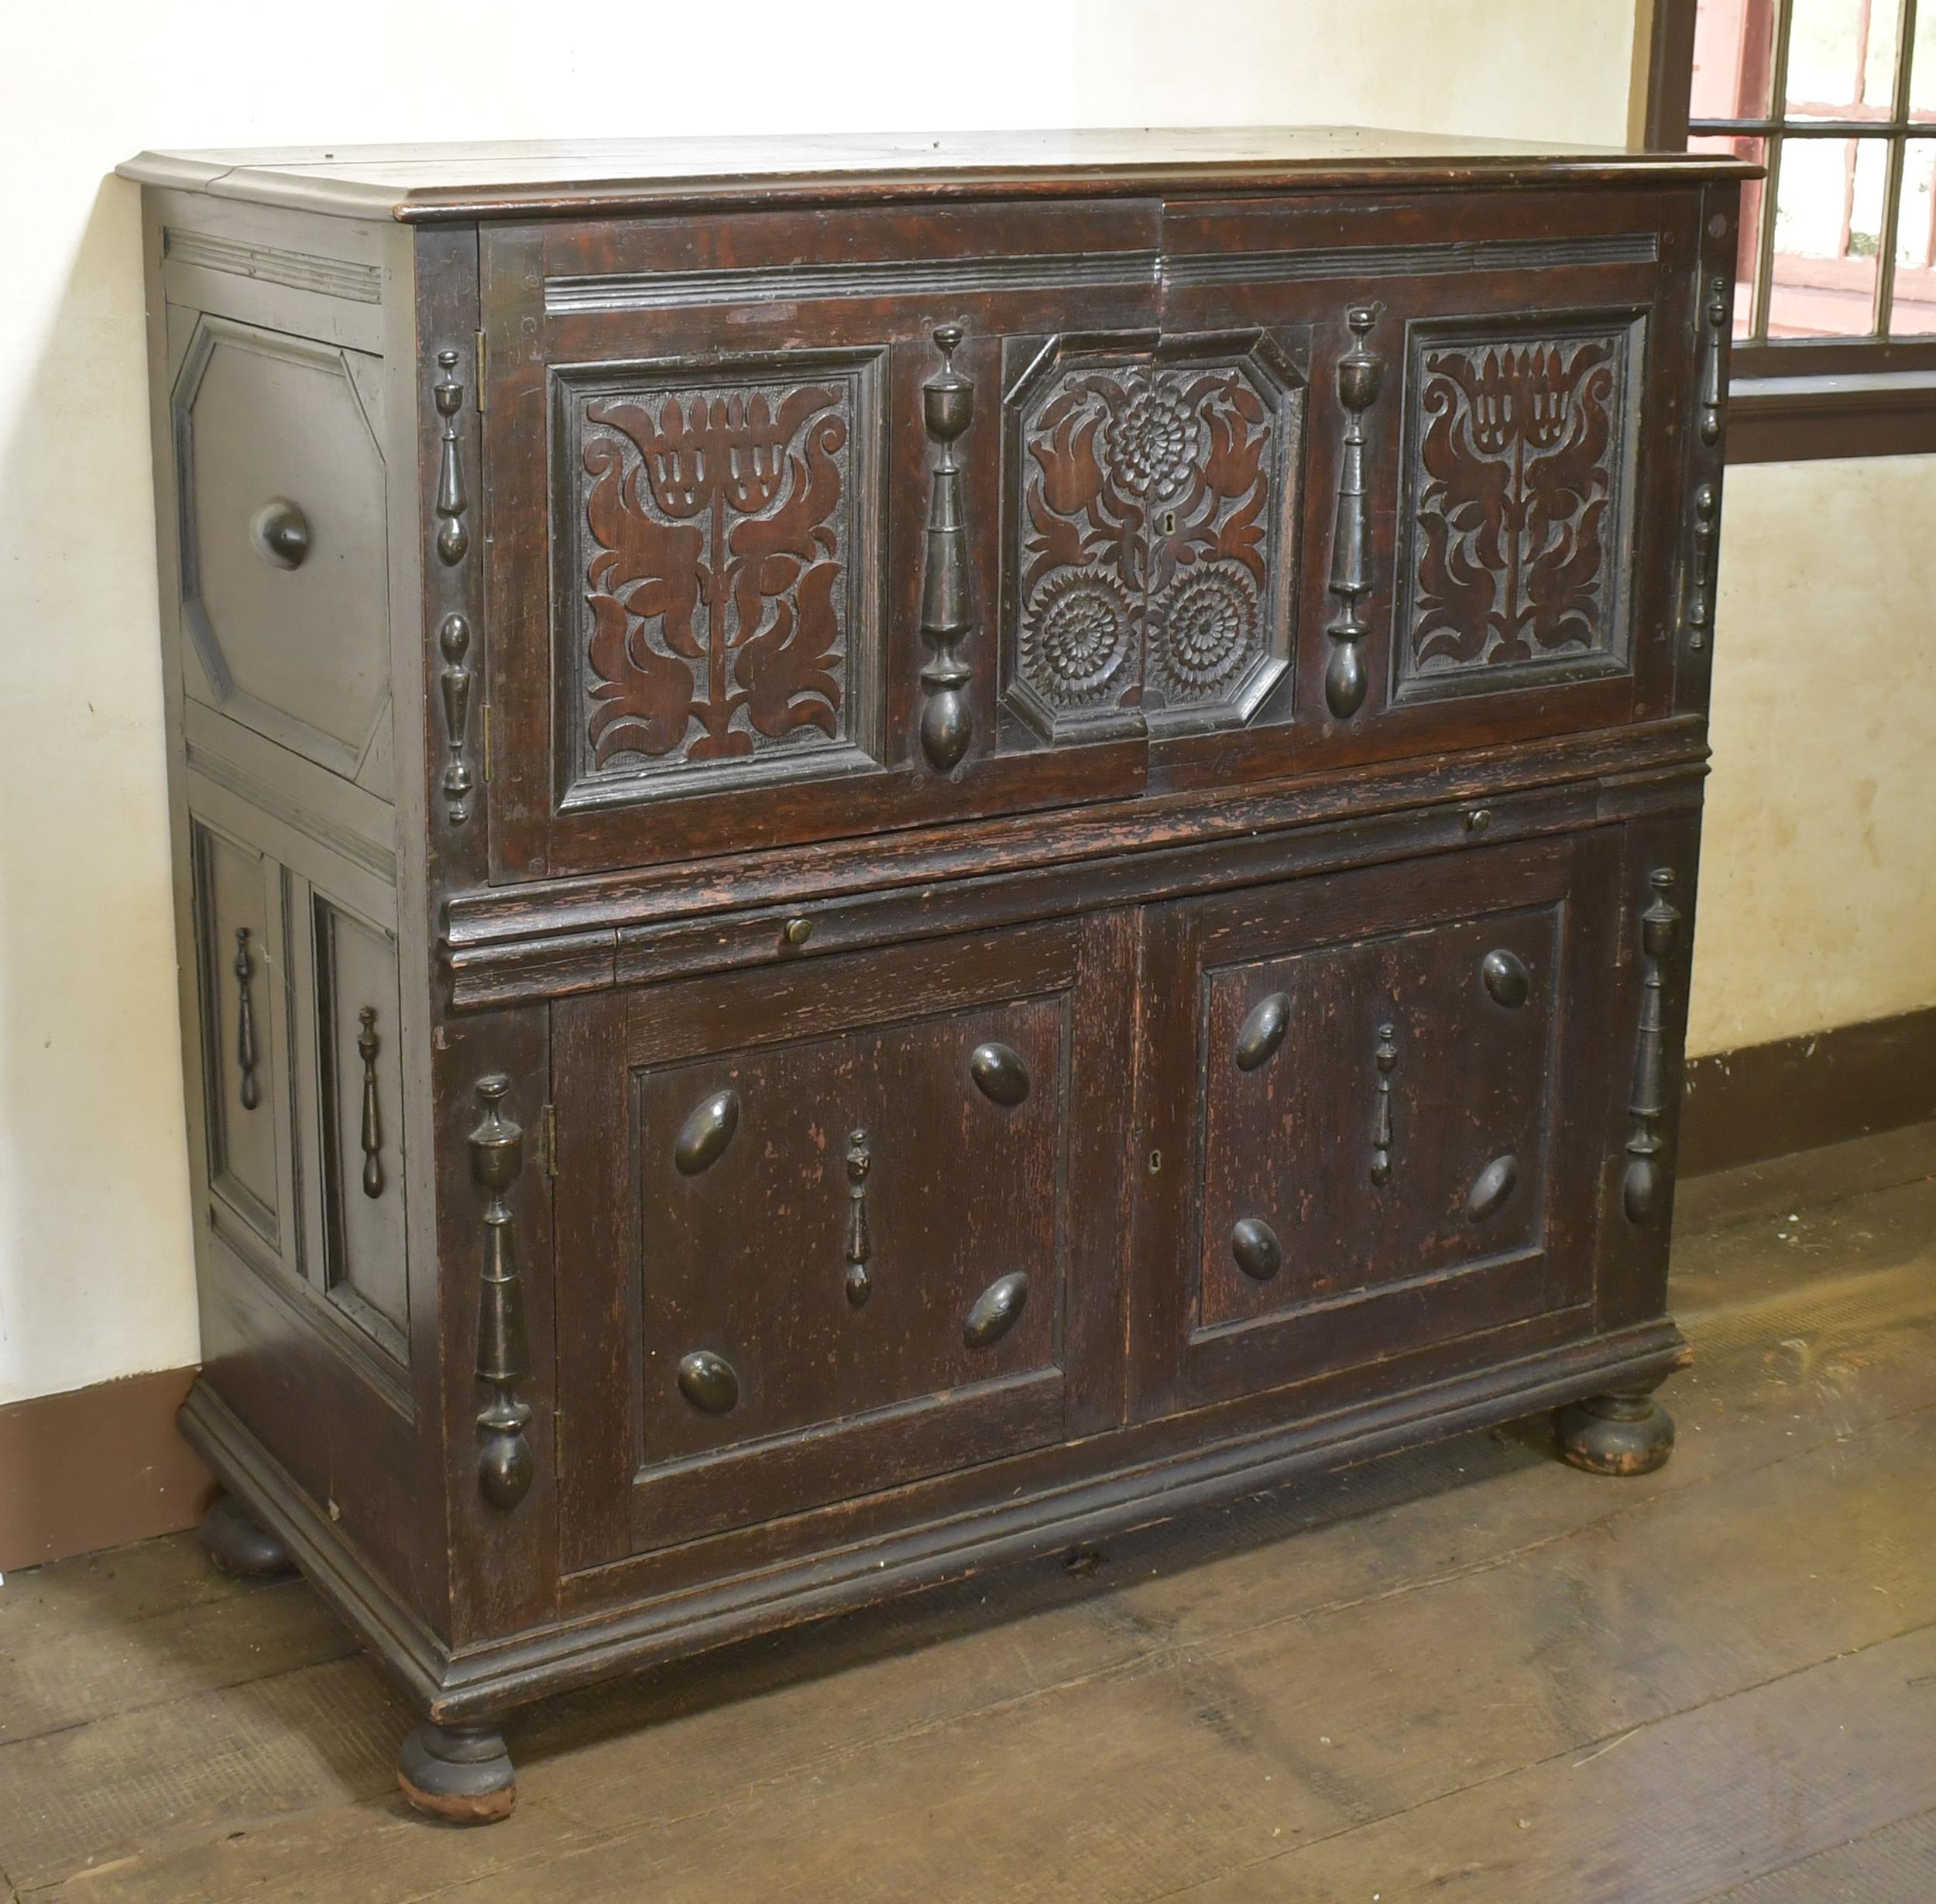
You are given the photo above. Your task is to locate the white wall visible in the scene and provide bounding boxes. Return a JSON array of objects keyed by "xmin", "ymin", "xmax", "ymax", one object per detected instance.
[{"xmin": 1, "ymin": 0, "xmax": 1910, "ymax": 1410}]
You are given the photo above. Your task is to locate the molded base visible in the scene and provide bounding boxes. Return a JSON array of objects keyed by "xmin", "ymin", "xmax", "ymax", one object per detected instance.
[
  {"xmin": 1555, "ymin": 1391, "xmax": 1676, "ymax": 1477},
  {"xmin": 198, "ymin": 1493, "xmax": 296, "ymax": 1578},
  {"xmin": 398, "ymin": 1723, "xmax": 517, "ymax": 1825}
]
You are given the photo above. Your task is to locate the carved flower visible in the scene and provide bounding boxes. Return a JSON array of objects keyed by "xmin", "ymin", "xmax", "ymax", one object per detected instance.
[
  {"xmin": 1102, "ymin": 376, "xmax": 1203, "ymax": 503},
  {"xmin": 1148, "ymin": 563, "xmax": 1258, "ymax": 701},
  {"xmin": 1024, "ymin": 568, "xmax": 1135, "ymax": 705}
]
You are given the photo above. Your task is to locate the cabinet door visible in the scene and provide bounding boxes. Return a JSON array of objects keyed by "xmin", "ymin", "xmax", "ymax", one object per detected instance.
[
  {"xmin": 553, "ymin": 916, "xmax": 1133, "ymax": 1568},
  {"xmin": 1158, "ymin": 186, "xmax": 1702, "ymax": 785},
  {"xmin": 1132, "ymin": 833, "xmax": 1622, "ymax": 1417}
]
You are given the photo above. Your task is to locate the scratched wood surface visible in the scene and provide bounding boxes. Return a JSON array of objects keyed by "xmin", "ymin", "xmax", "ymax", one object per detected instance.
[{"xmin": 4, "ymin": 1124, "xmax": 1933, "ymax": 1903}]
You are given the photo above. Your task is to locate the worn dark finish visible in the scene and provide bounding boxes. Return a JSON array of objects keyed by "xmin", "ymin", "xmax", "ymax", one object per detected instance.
[
  {"xmin": 918, "ymin": 324, "xmax": 976, "ymax": 771},
  {"xmin": 1622, "ymin": 868, "xmax": 1681, "ymax": 1224},
  {"xmin": 122, "ymin": 131, "xmax": 1742, "ymax": 1830},
  {"xmin": 1323, "ymin": 305, "xmax": 1379, "ymax": 718},
  {"xmin": 197, "ymin": 1492, "xmax": 294, "ymax": 1578},
  {"xmin": 470, "ymin": 1076, "xmax": 533, "ymax": 1513},
  {"xmin": 1555, "ymin": 1388, "xmax": 1676, "ymax": 1477}
]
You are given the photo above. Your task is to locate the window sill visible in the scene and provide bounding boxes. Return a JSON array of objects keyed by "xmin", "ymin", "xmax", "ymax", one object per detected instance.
[{"xmin": 1727, "ymin": 371, "xmax": 1936, "ymax": 463}]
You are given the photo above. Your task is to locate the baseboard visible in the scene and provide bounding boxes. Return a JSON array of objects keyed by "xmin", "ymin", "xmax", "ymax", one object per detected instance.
[
  {"xmin": 0, "ymin": 1366, "xmax": 215, "ymax": 1573},
  {"xmin": 1681, "ymin": 1006, "xmax": 1936, "ymax": 1178}
]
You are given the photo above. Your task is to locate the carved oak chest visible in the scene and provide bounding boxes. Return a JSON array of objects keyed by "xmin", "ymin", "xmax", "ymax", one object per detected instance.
[{"xmin": 121, "ymin": 129, "xmax": 1749, "ymax": 1821}]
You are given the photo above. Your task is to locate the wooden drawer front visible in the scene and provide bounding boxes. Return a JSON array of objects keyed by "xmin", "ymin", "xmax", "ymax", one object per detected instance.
[
  {"xmin": 553, "ymin": 917, "xmax": 1134, "ymax": 1564},
  {"xmin": 170, "ymin": 313, "xmax": 392, "ymax": 787},
  {"xmin": 1134, "ymin": 832, "xmax": 1622, "ymax": 1416}
]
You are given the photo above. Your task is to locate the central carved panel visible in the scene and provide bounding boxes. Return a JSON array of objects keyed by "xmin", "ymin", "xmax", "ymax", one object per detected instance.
[
  {"xmin": 1004, "ymin": 337, "xmax": 1302, "ymax": 743},
  {"xmin": 558, "ymin": 352, "xmax": 881, "ymax": 798},
  {"xmin": 1397, "ymin": 320, "xmax": 1639, "ymax": 698}
]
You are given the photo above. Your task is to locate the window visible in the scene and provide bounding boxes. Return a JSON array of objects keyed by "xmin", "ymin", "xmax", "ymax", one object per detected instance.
[{"xmin": 1650, "ymin": 0, "xmax": 1936, "ymax": 458}]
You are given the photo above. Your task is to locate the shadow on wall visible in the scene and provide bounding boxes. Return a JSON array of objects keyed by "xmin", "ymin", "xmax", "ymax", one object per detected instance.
[{"xmin": 0, "ymin": 173, "xmax": 201, "ymax": 1409}]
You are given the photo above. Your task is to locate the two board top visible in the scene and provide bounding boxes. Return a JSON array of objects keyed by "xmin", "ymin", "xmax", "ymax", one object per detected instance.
[{"xmin": 118, "ymin": 125, "xmax": 1758, "ymax": 222}]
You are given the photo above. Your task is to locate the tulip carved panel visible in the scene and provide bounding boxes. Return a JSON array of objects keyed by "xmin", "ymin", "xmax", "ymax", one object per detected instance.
[
  {"xmin": 1395, "ymin": 318, "xmax": 1642, "ymax": 700},
  {"xmin": 561, "ymin": 352, "xmax": 882, "ymax": 797},
  {"xmin": 1003, "ymin": 334, "xmax": 1303, "ymax": 745}
]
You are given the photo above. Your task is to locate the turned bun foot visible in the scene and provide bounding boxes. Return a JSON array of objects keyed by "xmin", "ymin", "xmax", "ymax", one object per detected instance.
[
  {"xmin": 398, "ymin": 1722, "xmax": 517, "ymax": 1824},
  {"xmin": 1556, "ymin": 1391, "xmax": 1676, "ymax": 1477},
  {"xmin": 198, "ymin": 1493, "xmax": 296, "ymax": 1578}
]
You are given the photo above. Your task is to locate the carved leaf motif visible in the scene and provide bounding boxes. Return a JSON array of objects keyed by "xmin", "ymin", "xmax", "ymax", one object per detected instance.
[
  {"xmin": 579, "ymin": 376, "xmax": 853, "ymax": 776},
  {"xmin": 1407, "ymin": 333, "xmax": 1623, "ymax": 681}
]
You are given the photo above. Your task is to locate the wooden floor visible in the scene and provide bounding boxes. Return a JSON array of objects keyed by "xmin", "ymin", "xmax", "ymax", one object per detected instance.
[{"xmin": 5, "ymin": 1126, "xmax": 1936, "ymax": 1903}]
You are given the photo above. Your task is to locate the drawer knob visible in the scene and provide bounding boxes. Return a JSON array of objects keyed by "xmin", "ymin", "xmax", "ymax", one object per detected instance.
[
  {"xmin": 250, "ymin": 497, "xmax": 311, "ymax": 569},
  {"xmin": 969, "ymin": 1041, "xmax": 1031, "ymax": 1106},
  {"xmin": 964, "ymin": 1271, "xmax": 1029, "ymax": 1349},
  {"xmin": 1231, "ymin": 1216, "xmax": 1282, "ymax": 1283},
  {"xmin": 1234, "ymin": 992, "xmax": 1291, "ymax": 1072},
  {"xmin": 781, "ymin": 916, "xmax": 814, "ymax": 950},
  {"xmin": 674, "ymin": 1088, "xmax": 741, "ymax": 1175},
  {"xmin": 1480, "ymin": 949, "xmax": 1531, "ymax": 1009},
  {"xmin": 1464, "ymin": 1151, "xmax": 1519, "ymax": 1223},
  {"xmin": 676, "ymin": 1350, "xmax": 740, "ymax": 1415}
]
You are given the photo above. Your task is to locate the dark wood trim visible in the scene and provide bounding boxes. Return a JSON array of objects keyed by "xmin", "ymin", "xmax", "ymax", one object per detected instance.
[
  {"xmin": 1727, "ymin": 375, "xmax": 1936, "ymax": 461},
  {"xmin": 0, "ymin": 1367, "xmax": 214, "ymax": 1571},
  {"xmin": 1642, "ymin": 0, "xmax": 1698, "ymax": 151},
  {"xmin": 1681, "ymin": 1007, "xmax": 1936, "ymax": 1176}
]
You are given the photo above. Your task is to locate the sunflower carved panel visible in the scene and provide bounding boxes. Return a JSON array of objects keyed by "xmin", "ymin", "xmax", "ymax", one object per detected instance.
[
  {"xmin": 1395, "ymin": 319, "xmax": 1641, "ymax": 699},
  {"xmin": 1004, "ymin": 336, "xmax": 1303, "ymax": 744}
]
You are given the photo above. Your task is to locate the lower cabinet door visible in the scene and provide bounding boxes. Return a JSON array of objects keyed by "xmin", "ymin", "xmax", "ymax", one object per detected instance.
[
  {"xmin": 1132, "ymin": 832, "xmax": 1624, "ymax": 1417},
  {"xmin": 552, "ymin": 915, "xmax": 1133, "ymax": 1566}
]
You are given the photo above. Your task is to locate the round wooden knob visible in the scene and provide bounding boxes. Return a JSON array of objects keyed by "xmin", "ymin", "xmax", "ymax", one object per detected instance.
[{"xmin": 251, "ymin": 498, "xmax": 311, "ymax": 569}]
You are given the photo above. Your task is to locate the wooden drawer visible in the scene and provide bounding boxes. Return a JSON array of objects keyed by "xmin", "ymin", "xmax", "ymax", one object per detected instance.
[
  {"xmin": 1131, "ymin": 830, "xmax": 1626, "ymax": 1418},
  {"xmin": 551, "ymin": 914, "xmax": 1134, "ymax": 1566}
]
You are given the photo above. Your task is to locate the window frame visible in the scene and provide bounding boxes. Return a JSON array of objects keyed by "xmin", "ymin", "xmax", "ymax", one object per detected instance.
[{"xmin": 1646, "ymin": 0, "xmax": 1936, "ymax": 458}]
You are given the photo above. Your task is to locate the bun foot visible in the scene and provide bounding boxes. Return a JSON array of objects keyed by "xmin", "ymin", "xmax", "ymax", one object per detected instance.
[
  {"xmin": 398, "ymin": 1723, "xmax": 517, "ymax": 1824},
  {"xmin": 198, "ymin": 1494, "xmax": 295, "ymax": 1578},
  {"xmin": 1556, "ymin": 1391, "xmax": 1675, "ymax": 1477}
]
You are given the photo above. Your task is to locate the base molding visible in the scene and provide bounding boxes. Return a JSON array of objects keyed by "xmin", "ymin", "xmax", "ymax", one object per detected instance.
[
  {"xmin": 181, "ymin": 1319, "xmax": 1684, "ymax": 1723},
  {"xmin": 1681, "ymin": 1006, "xmax": 1936, "ymax": 1178},
  {"xmin": 0, "ymin": 1367, "xmax": 214, "ymax": 1572}
]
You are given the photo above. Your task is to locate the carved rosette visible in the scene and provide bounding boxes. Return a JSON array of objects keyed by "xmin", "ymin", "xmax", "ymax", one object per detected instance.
[
  {"xmin": 570, "ymin": 359, "xmax": 875, "ymax": 793},
  {"xmin": 1006, "ymin": 340, "xmax": 1297, "ymax": 742},
  {"xmin": 1399, "ymin": 324, "xmax": 1636, "ymax": 695}
]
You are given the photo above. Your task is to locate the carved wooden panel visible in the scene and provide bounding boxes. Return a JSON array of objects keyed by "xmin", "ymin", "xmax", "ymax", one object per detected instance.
[
  {"xmin": 557, "ymin": 352, "xmax": 883, "ymax": 799},
  {"xmin": 1395, "ymin": 318, "xmax": 1641, "ymax": 699},
  {"xmin": 1004, "ymin": 334, "xmax": 1302, "ymax": 743}
]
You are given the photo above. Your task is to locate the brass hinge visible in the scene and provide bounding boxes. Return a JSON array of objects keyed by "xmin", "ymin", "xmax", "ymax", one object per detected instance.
[
  {"xmin": 541, "ymin": 1101, "xmax": 558, "ymax": 1178},
  {"xmin": 474, "ymin": 330, "xmax": 488, "ymax": 412},
  {"xmin": 482, "ymin": 704, "xmax": 493, "ymax": 782}
]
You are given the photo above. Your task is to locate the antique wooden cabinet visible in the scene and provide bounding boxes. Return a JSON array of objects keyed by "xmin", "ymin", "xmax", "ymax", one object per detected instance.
[{"xmin": 122, "ymin": 129, "xmax": 1749, "ymax": 1821}]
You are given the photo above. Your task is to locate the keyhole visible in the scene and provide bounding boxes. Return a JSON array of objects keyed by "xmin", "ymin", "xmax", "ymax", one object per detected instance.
[
  {"xmin": 1162, "ymin": 510, "xmax": 1177, "ymax": 536},
  {"xmin": 1148, "ymin": 1148, "xmax": 1162, "ymax": 1175}
]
